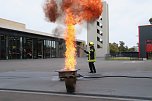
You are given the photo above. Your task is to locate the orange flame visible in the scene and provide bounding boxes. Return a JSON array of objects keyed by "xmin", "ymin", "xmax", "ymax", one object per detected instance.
[
  {"xmin": 61, "ymin": 0, "xmax": 103, "ymax": 23},
  {"xmin": 62, "ymin": 0, "xmax": 103, "ymax": 71},
  {"xmin": 64, "ymin": 10, "xmax": 77, "ymax": 71}
]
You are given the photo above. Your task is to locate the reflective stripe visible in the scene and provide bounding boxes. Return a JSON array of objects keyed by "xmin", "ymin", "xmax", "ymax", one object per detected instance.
[
  {"xmin": 88, "ymin": 59, "xmax": 96, "ymax": 62},
  {"xmin": 88, "ymin": 52, "xmax": 90, "ymax": 60},
  {"xmin": 88, "ymin": 51, "xmax": 96, "ymax": 62}
]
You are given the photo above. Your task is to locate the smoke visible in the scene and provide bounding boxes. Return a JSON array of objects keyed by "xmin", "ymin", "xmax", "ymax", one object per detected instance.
[
  {"xmin": 43, "ymin": 0, "xmax": 103, "ymax": 35},
  {"xmin": 75, "ymin": 22, "xmax": 87, "ymax": 35},
  {"xmin": 52, "ymin": 25, "xmax": 65, "ymax": 37},
  {"xmin": 43, "ymin": 0, "xmax": 59, "ymax": 22}
]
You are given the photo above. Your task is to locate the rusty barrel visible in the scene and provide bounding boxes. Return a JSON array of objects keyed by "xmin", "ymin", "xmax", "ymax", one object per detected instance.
[
  {"xmin": 64, "ymin": 74, "xmax": 76, "ymax": 93},
  {"xmin": 56, "ymin": 70, "xmax": 78, "ymax": 93}
]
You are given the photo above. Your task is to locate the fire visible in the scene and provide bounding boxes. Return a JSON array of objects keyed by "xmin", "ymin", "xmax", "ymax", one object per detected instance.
[
  {"xmin": 61, "ymin": 0, "xmax": 103, "ymax": 23},
  {"xmin": 43, "ymin": 0, "xmax": 103, "ymax": 71},
  {"xmin": 63, "ymin": 9, "xmax": 77, "ymax": 71},
  {"xmin": 64, "ymin": 25, "xmax": 76, "ymax": 71}
]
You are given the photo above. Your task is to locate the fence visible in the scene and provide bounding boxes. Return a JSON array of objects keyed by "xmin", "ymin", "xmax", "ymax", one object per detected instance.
[{"xmin": 105, "ymin": 52, "xmax": 143, "ymax": 60}]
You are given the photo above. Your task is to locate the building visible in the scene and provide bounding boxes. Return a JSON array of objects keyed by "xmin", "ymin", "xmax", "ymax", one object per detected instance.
[
  {"xmin": 87, "ymin": 1, "xmax": 109, "ymax": 57},
  {"xmin": 139, "ymin": 25, "xmax": 152, "ymax": 59},
  {"xmin": 0, "ymin": 18, "xmax": 85, "ymax": 60}
]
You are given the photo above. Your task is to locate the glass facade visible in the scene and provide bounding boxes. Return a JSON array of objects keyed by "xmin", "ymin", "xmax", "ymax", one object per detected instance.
[
  {"xmin": 22, "ymin": 37, "xmax": 33, "ymax": 59},
  {"xmin": 0, "ymin": 35, "xmax": 6, "ymax": 59},
  {"xmin": 0, "ymin": 28, "xmax": 83, "ymax": 60},
  {"xmin": 8, "ymin": 36, "xmax": 21, "ymax": 59}
]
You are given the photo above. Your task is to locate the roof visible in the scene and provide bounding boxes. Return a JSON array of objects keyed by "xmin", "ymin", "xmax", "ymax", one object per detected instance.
[{"xmin": 0, "ymin": 18, "xmax": 85, "ymax": 43}]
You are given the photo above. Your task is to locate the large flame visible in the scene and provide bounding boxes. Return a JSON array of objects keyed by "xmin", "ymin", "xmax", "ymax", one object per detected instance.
[
  {"xmin": 64, "ymin": 9, "xmax": 77, "ymax": 71},
  {"xmin": 64, "ymin": 25, "xmax": 76, "ymax": 71},
  {"xmin": 43, "ymin": 0, "xmax": 103, "ymax": 71}
]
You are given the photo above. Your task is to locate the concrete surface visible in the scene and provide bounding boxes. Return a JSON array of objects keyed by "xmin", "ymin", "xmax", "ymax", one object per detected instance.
[{"xmin": 0, "ymin": 58, "xmax": 152, "ymax": 100}]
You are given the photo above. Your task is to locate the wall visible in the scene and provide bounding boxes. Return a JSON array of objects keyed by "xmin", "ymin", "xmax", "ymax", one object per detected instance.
[
  {"xmin": 87, "ymin": 1, "xmax": 109, "ymax": 57},
  {"xmin": 139, "ymin": 25, "xmax": 152, "ymax": 58}
]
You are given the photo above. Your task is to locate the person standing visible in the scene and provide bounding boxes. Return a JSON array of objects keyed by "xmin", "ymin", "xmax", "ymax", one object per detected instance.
[{"xmin": 84, "ymin": 42, "xmax": 96, "ymax": 73}]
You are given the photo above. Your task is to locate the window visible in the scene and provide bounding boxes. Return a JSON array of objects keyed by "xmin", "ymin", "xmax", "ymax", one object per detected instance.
[
  {"xmin": 97, "ymin": 21, "xmax": 100, "ymax": 26},
  {"xmin": 97, "ymin": 21, "xmax": 103, "ymax": 28},
  {"xmin": 97, "ymin": 29, "xmax": 103, "ymax": 36},
  {"xmin": 97, "ymin": 37, "xmax": 103, "ymax": 44},
  {"xmin": 0, "ymin": 35, "xmax": 6, "ymax": 60},
  {"xmin": 97, "ymin": 37, "xmax": 100, "ymax": 42},
  {"xmin": 8, "ymin": 36, "xmax": 21, "ymax": 59},
  {"xmin": 44, "ymin": 40, "xmax": 51, "ymax": 58},
  {"xmin": 97, "ymin": 29, "xmax": 100, "ymax": 34},
  {"xmin": 22, "ymin": 37, "xmax": 33, "ymax": 59},
  {"xmin": 51, "ymin": 40, "xmax": 56, "ymax": 57},
  {"xmin": 97, "ymin": 44, "xmax": 102, "ymax": 48},
  {"xmin": 38, "ymin": 39, "xmax": 43, "ymax": 58}
]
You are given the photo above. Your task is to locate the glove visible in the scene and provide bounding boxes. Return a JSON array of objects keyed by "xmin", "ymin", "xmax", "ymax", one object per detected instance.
[{"xmin": 84, "ymin": 50, "xmax": 89, "ymax": 54}]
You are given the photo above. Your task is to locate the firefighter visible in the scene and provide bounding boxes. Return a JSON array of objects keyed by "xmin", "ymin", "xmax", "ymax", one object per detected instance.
[{"xmin": 84, "ymin": 42, "xmax": 96, "ymax": 73}]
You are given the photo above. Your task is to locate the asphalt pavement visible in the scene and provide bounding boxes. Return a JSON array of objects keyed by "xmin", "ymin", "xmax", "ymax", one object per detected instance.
[{"xmin": 0, "ymin": 58, "xmax": 152, "ymax": 101}]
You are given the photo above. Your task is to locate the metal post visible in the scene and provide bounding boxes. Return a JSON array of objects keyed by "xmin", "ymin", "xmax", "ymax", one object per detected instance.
[{"xmin": 6, "ymin": 35, "xmax": 8, "ymax": 60}]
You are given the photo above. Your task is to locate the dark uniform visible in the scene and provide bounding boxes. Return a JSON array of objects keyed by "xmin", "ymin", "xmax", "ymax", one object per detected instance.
[{"xmin": 84, "ymin": 42, "xmax": 96, "ymax": 73}]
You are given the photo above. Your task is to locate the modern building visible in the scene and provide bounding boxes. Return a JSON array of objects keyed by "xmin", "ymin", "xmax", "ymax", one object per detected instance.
[
  {"xmin": 87, "ymin": 1, "xmax": 109, "ymax": 57},
  {"xmin": 139, "ymin": 25, "xmax": 152, "ymax": 59},
  {"xmin": 0, "ymin": 18, "xmax": 85, "ymax": 60}
]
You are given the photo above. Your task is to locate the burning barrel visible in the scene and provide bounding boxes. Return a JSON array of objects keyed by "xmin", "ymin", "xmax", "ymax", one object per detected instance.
[
  {"xmin": 56, "ymin": 70, "xmax": 78, "ymax": 93},
  {"xmin": 44, "ymin": 0, "xmax": 103, "ymax": 94}
]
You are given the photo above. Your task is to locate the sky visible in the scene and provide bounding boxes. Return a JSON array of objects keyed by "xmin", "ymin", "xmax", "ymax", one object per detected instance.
[{"xmin": 0, "ymin": 0, "xmax": 152, "ymax": 48}]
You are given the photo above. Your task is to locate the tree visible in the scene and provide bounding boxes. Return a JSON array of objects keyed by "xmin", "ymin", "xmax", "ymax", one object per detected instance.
[
  {"xmin": 109, "ymin": 41, "xmax": 137, "ymax": 53},
  {"xmin": 128, "ymin": 46, "xmax": 137, "ymax": 52},
  {"xmin": 118, "ymin": 41, "xmax": 128, "ymax": 52},
  {"xmin": 128, "ymin": 47, "xmax": 135, "ymax": 52},
  {"xmin": 149, "ymin": 18, "xmax": 152, "ymax": 24},
  {"xmin": 109, "ymin": 42, "xmax": 119, "ymax": 53}
]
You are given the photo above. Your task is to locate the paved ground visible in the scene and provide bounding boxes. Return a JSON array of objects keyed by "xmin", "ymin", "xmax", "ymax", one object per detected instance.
[
  {"xmin": 0, "ymin": 90, "xmax": 136, "ymax": 101},
  {"xmin": 0, "ymin": 58, "xmax": 152, "ymax": 101}
]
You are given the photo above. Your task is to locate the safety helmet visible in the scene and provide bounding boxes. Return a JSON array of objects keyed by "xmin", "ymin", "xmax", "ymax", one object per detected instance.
[{"xmin": 89, "ymin": 42, "xmax": 94, "ymax": 46}]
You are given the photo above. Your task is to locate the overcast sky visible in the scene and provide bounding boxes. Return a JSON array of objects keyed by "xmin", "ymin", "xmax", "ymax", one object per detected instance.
[{"xmin": 0, "ymin": 0, "xmax": 152, "ymax": 47}]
